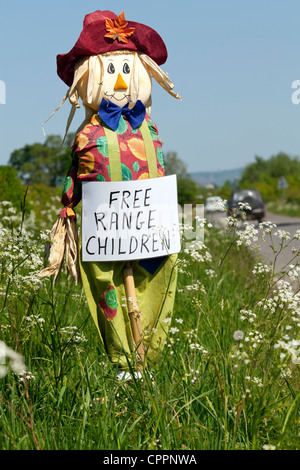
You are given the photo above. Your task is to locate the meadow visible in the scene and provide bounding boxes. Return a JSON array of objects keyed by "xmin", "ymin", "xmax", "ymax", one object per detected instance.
[{"xmin": 0, "ymin": 192, "xmax": 299, "ymax": 451}]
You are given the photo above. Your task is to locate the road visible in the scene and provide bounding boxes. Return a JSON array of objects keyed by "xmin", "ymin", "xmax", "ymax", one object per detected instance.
[
  {"xmin": 207, "ymin": 210, "xmax": 300, "ymax": 285},
  {"xmin": 258, "ymin": 211, "xmax": 300, "ymax": 276}
]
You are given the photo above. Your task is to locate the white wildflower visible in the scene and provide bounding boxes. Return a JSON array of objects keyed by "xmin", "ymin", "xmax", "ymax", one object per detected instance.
[
  {"xmin": 238, "ymin": 202, "xmax": 252, "ymax": 211},
  {"xmin": 60, "ymin": 326, "xmax": 88, "ymax": 344},
  {"xmin": 205, "ymin": 268, "xmax": 216, "ymax": 278},
  {"xmin": 18, "ymin": 371, "xmax": 35, "ymax": 383},
  {"xmin": 226, "ymin": 216, "xmax": 238, "ymax": 228},
  {"xmin": 214, "ymin": 199, "xmax": 228, "ymax": 212},
  {"xmin": 240, "ymin": 309, "xmax": 257, "ymax": 323},
  {"xmin": 170, "ymin": 327, "xmax": 179, "ymax": 334},
  {"xmin": 189, "ymin": 343, "xmax": 208, "ymax": 354},
  {"xmin": 245, "ymin": 375, "xmax": 263, "ymax": 387},
  {"xmin": 294, "ymin": 229, "xmax": 300, "ymax": 240},
  {"xmin": 252, "ymin": 263, "xmax": 271, "ymax": 275},
  {"xmin": 233, "ymin": 330, "xmax": 245, "ymax": 341},
  {"xmin": 0, "ymin": 341, "xmax": 27, "ymax": 378},
  {"xmin": 258, "ymin": 221, "xmax": 277, "ymax": 231},
  {"xmin": 273, "ymin": 229, "xmax": 290, "ymax": 241},
  {"xmin": 287, "ymin": 265, "xmax": 300, "ymax": 281},
  {"xmin": 274, "ymin": 338, "xmax": 300, "ymax": 365},
  {"xmin": 236, "ymin": 223, "xmax": 258, "ymax": 247}
]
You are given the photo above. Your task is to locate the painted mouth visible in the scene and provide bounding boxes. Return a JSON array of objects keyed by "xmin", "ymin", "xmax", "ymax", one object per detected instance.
[{"xmin": 104, "ymin": 92, "xmax": 131, "ymax": 102}]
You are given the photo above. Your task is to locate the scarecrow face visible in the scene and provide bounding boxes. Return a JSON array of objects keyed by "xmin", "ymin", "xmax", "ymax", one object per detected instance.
[
  {"xmin": 101, "ymin": 53, "xmax": 133, "ymax": 107},
  {"xmin": 76, "ymin": 52, "xmax": 152, "ymax": 111},
  {"xmin": 101, "ymin": 53, "xmax": 152, "ymax": 108}
]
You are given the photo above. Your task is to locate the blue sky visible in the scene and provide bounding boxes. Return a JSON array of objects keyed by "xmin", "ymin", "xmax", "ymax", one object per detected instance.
[{"xmin": 1, "ymin": 0, "xmax": 300, "ymax": 173}]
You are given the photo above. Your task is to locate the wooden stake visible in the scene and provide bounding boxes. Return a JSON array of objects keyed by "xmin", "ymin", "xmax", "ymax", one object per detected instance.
[{"xmin": 123, "ymin": 261, "xmax": 146, "ymax": 367}]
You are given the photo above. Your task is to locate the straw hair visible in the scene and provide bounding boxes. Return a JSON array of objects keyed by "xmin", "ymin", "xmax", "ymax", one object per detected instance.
[
  {"xmin": 138, "ymin": 53, "xmax": 182, "ymax": 101},
  {"xmin": 42, "ymin": 50, "xmax": 181, "ymax": 138},
  {"xmin": 39, "ymin": 217, "xmax": 80, "ymax": 285}
]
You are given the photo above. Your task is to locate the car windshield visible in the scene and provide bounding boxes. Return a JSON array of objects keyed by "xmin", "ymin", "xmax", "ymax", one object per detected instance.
[
  {"xmin": 232, "ymin": 190, "xmax": 262, "ymax": 202},
  {"xmin": 206, "ymin": 197, "xmax": 221, "ymax": 202}
]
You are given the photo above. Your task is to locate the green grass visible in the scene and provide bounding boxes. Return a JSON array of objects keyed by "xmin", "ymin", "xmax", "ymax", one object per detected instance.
[
  {"xmin": 267, "ymin": 200, "xmax": 300, "ymax": 218},
  {"xmin": 0, "ymin": 199, "xmax": 300, "ymax": 451}
]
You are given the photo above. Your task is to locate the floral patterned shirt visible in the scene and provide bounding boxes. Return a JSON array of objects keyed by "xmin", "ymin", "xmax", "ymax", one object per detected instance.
[{"xmin": 60, "ymin": 113, "xmax": 165, "ymax": 214}]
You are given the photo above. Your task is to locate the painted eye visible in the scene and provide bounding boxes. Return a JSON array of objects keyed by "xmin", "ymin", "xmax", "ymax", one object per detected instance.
[
  {"xmin": 107, "ymin": 63, "xmax": 115, "ymax": 74},
  {"xmin": 123, "ymin": 63, "xmax": 130, "ymax": 74}
]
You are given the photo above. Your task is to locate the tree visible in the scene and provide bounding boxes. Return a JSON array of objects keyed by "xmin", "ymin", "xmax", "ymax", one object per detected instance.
[
  {"xmin": 163, "ymin": 151, "xmax": 201, "ymax": 204},
  {"xmin": 238, "ymin": 152, "xmax": 300, "ymax": 203},
  {"xmin": 0, "ymin": 166, "xmax": 25, "ymax": 207},
  {"xmin": 268, "ymin": 152, "xmax": 300, "ymax": 178},
  {"xmin": 240, "ymin": 152, "xmax": 300, "ymax": 186},
  {"xmin": 240, "ymin": 156, "xmax": 269, "ymax": 184},
  {"xmin": 9, "ymin": 134, "xmax": 74, "ymax": 186},
  {"xmin": 164, "ymin": 151, "xmax": 188, "ymax": 177}
]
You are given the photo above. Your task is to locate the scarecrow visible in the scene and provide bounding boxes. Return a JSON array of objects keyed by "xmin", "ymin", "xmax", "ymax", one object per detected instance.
[{"xmin": 40, "ymin": 10, "xmax": 182, "ymax": 379}]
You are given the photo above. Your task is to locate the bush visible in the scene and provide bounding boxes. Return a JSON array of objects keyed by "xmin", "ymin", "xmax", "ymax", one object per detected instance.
[
  {"xmin": 0, "ymin": 166, "xmax": 25, "ymax": 208},
  {"xmin": 0, "ymin": 167, "xmax": 63, "ymax": 233}
]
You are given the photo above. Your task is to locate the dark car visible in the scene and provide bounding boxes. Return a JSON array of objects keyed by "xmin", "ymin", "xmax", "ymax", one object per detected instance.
[{"xmin": 228, "ymin": 189, "xmax": 265, "ymax": 222}]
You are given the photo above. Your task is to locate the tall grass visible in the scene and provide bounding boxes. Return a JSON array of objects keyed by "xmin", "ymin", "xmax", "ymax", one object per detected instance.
[
  {"xmin": 0, "ymin": 198, "xmax": 299, "ymax": 450},
  {"xmin": 267, "ymin": 200, "xmax": 300, "ymax": 218}
]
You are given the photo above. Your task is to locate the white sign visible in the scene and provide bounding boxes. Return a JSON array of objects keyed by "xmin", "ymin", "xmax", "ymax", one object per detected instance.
[
  {"xmin": 82, "ymin": 175, "xmax": 181, "ymax": 262},
  {"xmin": 277, "ymin": 176, "xmax": 289, "ymax": 190}
]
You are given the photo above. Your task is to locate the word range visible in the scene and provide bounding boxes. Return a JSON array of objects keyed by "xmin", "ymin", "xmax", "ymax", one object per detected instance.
[{"xmin": 82, "ymin": 176, "xmax": 180, "ymax": 262}]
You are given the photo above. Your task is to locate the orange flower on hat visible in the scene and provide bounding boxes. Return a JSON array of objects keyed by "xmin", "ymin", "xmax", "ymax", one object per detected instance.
[{"xmin": 105, "ymin": 11, "xmax": 135, "ymax": 43}]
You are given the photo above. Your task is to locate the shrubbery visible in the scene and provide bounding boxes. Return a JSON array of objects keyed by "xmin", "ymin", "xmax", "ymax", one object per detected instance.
[
  {"xmin": 238, "ymin": 153, "xmax": 300, "ymax": 204},
  {"xmin": 0, "ymin": 166, "xmax": 25, "ymax": 209}
]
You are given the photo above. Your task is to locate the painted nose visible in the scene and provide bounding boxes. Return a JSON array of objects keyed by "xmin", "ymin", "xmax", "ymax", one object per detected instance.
[{"xmin": 114, "ymin": 73, "xmax": 128, "ymax": 90}]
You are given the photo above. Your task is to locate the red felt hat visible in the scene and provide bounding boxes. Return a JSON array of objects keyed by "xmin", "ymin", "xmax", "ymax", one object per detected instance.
[{"xmin": 57, "ymin": 10, "xmax": 168, "ymax": 87}]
